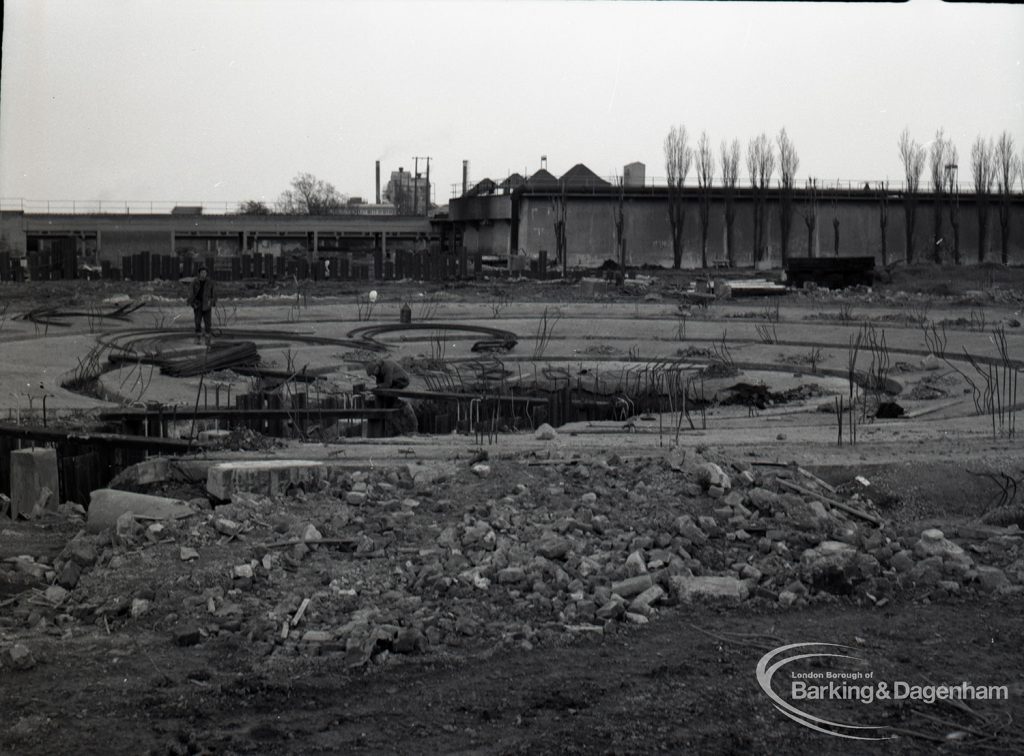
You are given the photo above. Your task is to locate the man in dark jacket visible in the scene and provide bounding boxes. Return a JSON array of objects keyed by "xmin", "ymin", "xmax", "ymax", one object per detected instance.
[
  {"xmin": 366, "ymin": 358, "xmax": 416, "ymax": 435},
  {"xmin": 366, "ymin": 358, "xmax": 410, "ymax": 393},
  {"xmin": 187, "ymin": 266, "xmax": 217, "ymax": 342}
]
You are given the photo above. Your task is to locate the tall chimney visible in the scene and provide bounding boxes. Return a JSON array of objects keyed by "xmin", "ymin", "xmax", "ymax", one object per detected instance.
[
  {"xmin": 462, "ymin": 160, "xmax": 468, "ymax": 196},
  {"xmin": 375, "ymin": 161, "xmax": 381, "ymax": 204}
]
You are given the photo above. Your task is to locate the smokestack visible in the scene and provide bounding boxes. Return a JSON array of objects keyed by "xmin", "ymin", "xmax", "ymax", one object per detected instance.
[
  {"xmin": 375, "ymin": 161, "xmax": 381, "ymax": 204},
  {"xmin": 462, "ymin": 160, "xmax": 468, "ymax": 196}
]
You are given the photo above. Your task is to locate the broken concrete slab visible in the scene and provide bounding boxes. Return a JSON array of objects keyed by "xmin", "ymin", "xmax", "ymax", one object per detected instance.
[
  {"xmin": 10, "ymin": 447, "xmax": 59, "ymax": 519},
  {"xmin": 670, "ymin": 575, "xmax": 749, "ymax": 602},
  {"xmin": 87, "ymin": 489, "xmax": 196, "ymax": 533},
  {"xmin": 206, "ymin": 460, "xmax": 326, "ymax": 501},
  {"xmin": 106, "ymin": 458, "xmax": 171, "ymax": 489}
]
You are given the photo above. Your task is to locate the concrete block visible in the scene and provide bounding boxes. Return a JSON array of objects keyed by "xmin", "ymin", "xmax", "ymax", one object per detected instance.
[
  {"xmin": 87, "ymin": 489, "xmax": 195, "ymax": 533},
  {"xmin": 670, "ymin": 575, "xmax": 749, "ymax": 602},
  {"xmin": 207, "ymin": 460, "xmax": 326, "ymax": 501},
  {"xmin": 10, "ymin": 447, "xmax": 59, "ymax": 518}
]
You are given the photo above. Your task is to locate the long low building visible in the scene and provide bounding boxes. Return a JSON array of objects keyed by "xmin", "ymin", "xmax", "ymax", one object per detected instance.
[
  {"xmin": 448, "ymin": 164, "xmax": 1024, "ymax": 269},
  {"xmin": 0, "ymin": 208, "xmax": 448, "ymax": 279}
]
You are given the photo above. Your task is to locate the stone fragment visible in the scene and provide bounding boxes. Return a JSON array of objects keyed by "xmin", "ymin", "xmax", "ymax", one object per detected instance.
[
  {"xmin": 624, "ymin": 550, "xmax": 648, "ymax": 576},
  {"xmin": 537, "ymin": 535, "xmax": 571, "ymax": 560},
  {"xmin": 44, "ymin": 585, "xmax": 68, "ymax": 605},
  {"xmin": 395, "ymin": 628, "xmax": 426, "ymax": 654},
  {"xmin": 629, "ymin": 585, "xmax": 665, "ymax": 613},
  {"xmin": 975, "ymin": 566, "xmax": 1010, "ymax": 593},
  {"xmin": 914, "ymin": 529, "xmax": 972, "ymax": 569},
  {"xmin": 674, "ymin": 516, "xmax": 708, "ymax": 545},
  {"xmin": 346, "ymin": 491, "xmax": 367, "ymax": 505},
  {"xmin": 302, "ymin": 524, "xmax": 323, "ymax": 542},
  {"xmin": 535, "ymin": 424, "xmax": 558, "ymax": 440},
  {"xmin": 596, "ymin": 597, "xmax": 626, "ymax": 620},
  {"xmin": 890, "ymin": 550, "xmax": 915, "ymax": 573},
  {"xmin": 624, "ymin": 612, "xmax": 649, "ymax": 625},
  {"xmin": 180, "ymin": 547, "xmax": 200, "ymax": 562},
  {"xmin": 87, "ymin": 489, "xmax": 194, "ymax": 534},
  {"xmin": 611, "ymin": 574, "xmax": 654, "ymax": 599},
  {"xmin": 5, "ymin": 643, "xmax": 36, "ymax": 670},
  {"xmin": 173, "ymin": 625, "xmax": 201, "ymax": 646},
  {"xmin": 302, "ymin": 630, "xmax": 333, "ymax": 643},
  {"xmin": 131, "ymin": 598, "xmax": 151, "ymax": 618},
  {"xmin": 214, "ymin": 518, "xmax": 241, "ymax": 536},
  {"xmin": 698, "ymin": 463, "xmax": 731, "ymax": 492},
  {"xmin": 233, "ymin": 564, "xmax": 254, "ymax": 579},
  {"xmin": 58, "ymin": 561, "xmax": 81, "ymax": 589},
  {"xmin": 471, "ymin": 464, "xmax": 491, "ymax": 478},
  {"xmin": 67, "ymin": 539, "xmax": 98, "ymax": 568},
  {"xmin": 670, "ymin": 575, "xmax": 749, "ymax": 602},
  {"xmin": 497, "ymin": 567, "xmax": 526, "ymax": 584}
]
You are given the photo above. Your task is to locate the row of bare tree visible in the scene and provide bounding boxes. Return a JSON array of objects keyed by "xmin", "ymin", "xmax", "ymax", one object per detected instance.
[
  {"xmin": 664, "ymin": 126, "xmax": 801, "ymax": 268},
  {"xmin": 665, "ymin": 126, "xmax": 1022, "ymax": 269},
  {"xmin": 898, "ymin": 129, "xmax": 1021, "ymax": 265}
]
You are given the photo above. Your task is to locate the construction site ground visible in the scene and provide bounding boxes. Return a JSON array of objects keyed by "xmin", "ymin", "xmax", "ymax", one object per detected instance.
[{"xmin": 1, "ymin": 264, "xmax": 1023, "ymax": 755}]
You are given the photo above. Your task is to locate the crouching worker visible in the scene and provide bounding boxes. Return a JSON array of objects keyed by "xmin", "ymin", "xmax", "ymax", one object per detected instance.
[
  {"xmin": 187, "ymin": 266, "xmax": 217, "ymax": 343},
  {"xmin": 365, "ymin": 358, "xmax": 417, "ymax": 435}
]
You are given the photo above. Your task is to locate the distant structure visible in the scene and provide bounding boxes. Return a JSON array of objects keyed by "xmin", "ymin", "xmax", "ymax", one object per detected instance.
[
  {"xmin": 384, "ymin": 168, "xmax": 429, "ymax": 215},
  {"xmin": 623, "ymin": 162, "xmax": 646, "ymax": 188}
]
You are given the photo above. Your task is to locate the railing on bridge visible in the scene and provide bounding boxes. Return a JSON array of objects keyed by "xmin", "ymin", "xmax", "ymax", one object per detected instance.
[{"xmin": 0, "ymin": 198, "xmax": 400, "ymax": 216}]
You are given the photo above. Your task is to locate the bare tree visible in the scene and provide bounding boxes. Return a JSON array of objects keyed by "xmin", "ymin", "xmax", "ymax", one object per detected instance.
[
  {"xmin": 928, "ymin": 129, "xmax": 949, "ymax": 263},
  {"xmin": 696, "ymin": 131, "xmax": 715, "ymax": 268},
  {"xmin": 946, "ymin": 142, "xmax": 961, "ymax": 264},
  {"xmin": 614, "ymin": 178, "xmax": 627, "ymax": 272},
  {"xmin": 801, "ymin": 178, "xmax": 818, "ymax": 258},
  {"xmin": 971, "ymin": 136, "xmax": 996, "ymax": 263},
  {"xmin": 552, "ymin": 183, "xmax": 568, "ymax": 278},
  {"xmin": 776, "ymin": 128, "xmax": 799, "ymax": 265},
  {"xmin": 277, "ymin": 173, "xmax": 346, "ymax": 215},
  {"xmin": 897, "ymin": 128, "xmax": 926, "ymax": 263},
  {"xmin": 831, "ymin": 185, "xmax": 841, "ymax": 257},
  {"xmin": 237, "ymin": 200, "xmax": 271, "ymax": 215},
  {"xmin": 720, "ymin": 139, "xmax": 740, "ymax": 266},
  {"xmin": 665, "ymin": 125, "xmax": 693, "ymax": 269},
  {"xmin": 877, "ymin": 181, "xmax": 890, "ymax": 266},
  {"xmin": 994, "ymin": 131, "xmax": 1020, "ymax": 265},
  {"xmin": 747, "ymin": 133, "xmax": 775, "ymax": 263}
]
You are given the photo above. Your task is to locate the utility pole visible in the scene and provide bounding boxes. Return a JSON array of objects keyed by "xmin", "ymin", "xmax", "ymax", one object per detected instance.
[
  {"xmin": 412, "ymin": 157, "xmax": 419, "ymax": 216},
  {"xmin": 413, "ymin": 156, "xmax": 431, "ymax": 215}
]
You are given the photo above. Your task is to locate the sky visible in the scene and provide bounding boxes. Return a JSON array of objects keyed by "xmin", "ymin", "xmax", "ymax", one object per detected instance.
[{"xmin": 1, "ymin": 0, "xmax": 1022, "ymax": 208}]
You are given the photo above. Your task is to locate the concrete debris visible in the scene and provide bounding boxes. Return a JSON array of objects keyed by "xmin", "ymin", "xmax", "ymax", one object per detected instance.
[
  {"xmin": 535, "ymin": 423, "xmax": 558, "ymax": 440},
  {"xmin": 206, "ymin": 460, "xmax": 326, "ymax": 501},
  {"xmin": 670, "ymin": 575, "xmax": 749, "ymax": 602},
  {"xmin": 87, "ymin": 489, "xmax": 195, "ymax": 534},
  {"xmin": 4, "ymin": 643, "xmax": 36, "ymax": 670},
  {"xmin": 1, "ymin": 450, "xmax": 1018, "ymax": 673}
]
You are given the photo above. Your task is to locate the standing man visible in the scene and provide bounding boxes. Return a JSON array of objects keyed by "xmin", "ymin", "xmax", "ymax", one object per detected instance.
[{"xmin": 188, "ymin": 265, "xmax": 217, "ymax": 343}]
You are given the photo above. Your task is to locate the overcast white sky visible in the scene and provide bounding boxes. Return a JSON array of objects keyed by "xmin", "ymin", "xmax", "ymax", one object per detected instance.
[{"xmin": 1, "ymin": 0, "xmax": 1022, "ymax": 206}]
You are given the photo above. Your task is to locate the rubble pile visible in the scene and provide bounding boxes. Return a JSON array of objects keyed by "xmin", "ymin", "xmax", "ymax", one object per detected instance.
[{"xmin": 2, "ymin": 452, "xmax": 1022, "ymax": 672}]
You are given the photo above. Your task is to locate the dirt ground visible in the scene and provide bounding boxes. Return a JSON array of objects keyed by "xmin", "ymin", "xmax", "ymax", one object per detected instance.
[{"xmin": 1, "ymin": 265, "xmax": 1023, "ymax": 755}]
